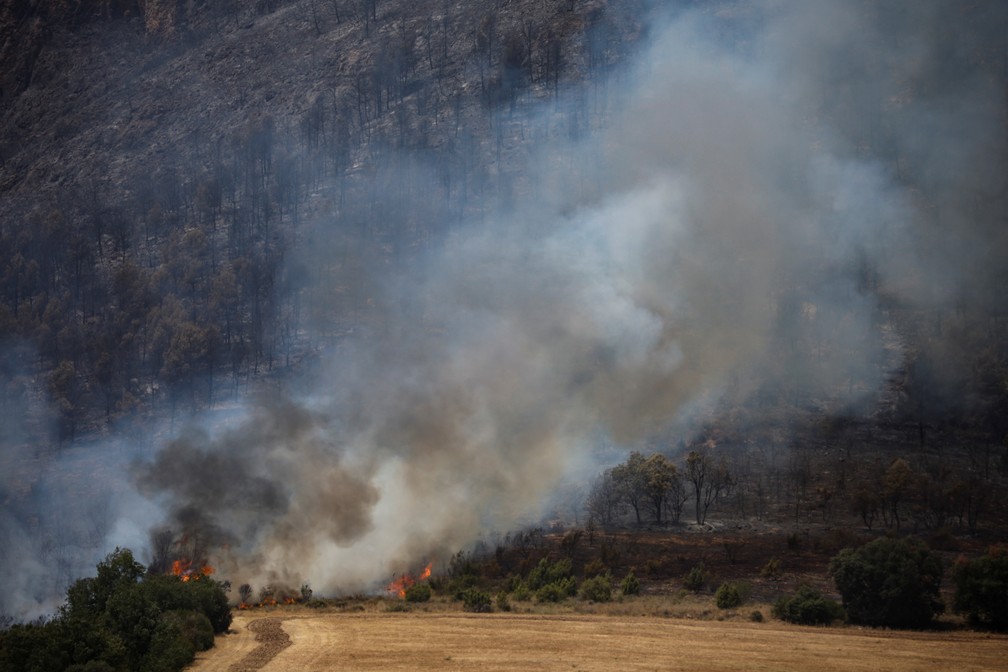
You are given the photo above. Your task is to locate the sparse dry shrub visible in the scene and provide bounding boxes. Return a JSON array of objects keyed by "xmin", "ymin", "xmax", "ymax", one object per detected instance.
[
  {"xmin": 683, "ymin": 563, "xmax": 709, "ymax": 592},
  {"xmin": 583, "ymin": 559, "xmax": 607, "ymax": 578}
]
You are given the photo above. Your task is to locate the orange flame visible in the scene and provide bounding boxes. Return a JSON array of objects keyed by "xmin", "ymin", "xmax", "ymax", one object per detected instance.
[
  {"xmin": 169, "ymin": 559, "xmax": 215, "ymax": 582},
  {"xmin": 386, "ymin": 562, "xmax": 434, "ymax": 599}
]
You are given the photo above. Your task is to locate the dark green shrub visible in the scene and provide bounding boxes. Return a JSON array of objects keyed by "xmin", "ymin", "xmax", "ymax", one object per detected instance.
[
  {"xmin": 683, "ymin": 563, "xmax": 709, "ymax": 592},
  {"xmin": 952, "ymin": 545, "xmax": 1008, "ymax": 631},
  {"xmin": 829, "ymin": 538, "xmax": 944, "ymax": 628},
  {"xmin": 527, "ymin": 558, "xmax": 573, "ymax": 590},
  {"xmin": 163, "ymin": 610, "xmax": 214, "ymax": 651},
  {"xmin": 749, "ymin": 610, "xmax": 764, "ymax": 623},
  {"xmin": 536, "ymin": 577, "xmax": 577, "ymax": 603},
  {"xmin": 495, "ymin": 591, "xmax": 511, "ymax": 612},
  {"xmin": 141, "ymin": 615, "xmax": 197, "ymax": 672},
  {"xmin": 579, "ymin": 574, "xmax": 613, "ymax": 602},
  {"xmin": 0, "ymin": 619, "xmax": 75, "ymax": 672},
  {"xmin": 404, "ymin": 583, "xmax": 432, "ymax": 603},
  {"xmin": 715, "ymin": 582, "xmax": 743, "ymax": 609},
  {"xmin": 772, "ymin": 585, "xmax": 844, "ymax": 625},
  {"xmin": 462, "ymin": 588, "xmax": 492, "ymax": 613},
  {"xmin": 621, "ymin": 570, "xmax": 640, "ymax": 596},
  {"xmin": 511, "ymin": 580, "xmax": 531, "ymax": 602}
]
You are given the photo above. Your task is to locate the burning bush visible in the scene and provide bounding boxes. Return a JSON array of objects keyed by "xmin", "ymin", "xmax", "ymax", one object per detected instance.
[
  {"xmin": 238, "ymin": 583, "xmax": 253, "ymax": 608},
  {"xmin": 388, "ymin": 563, "xmax": 433, "ymax": 600}
]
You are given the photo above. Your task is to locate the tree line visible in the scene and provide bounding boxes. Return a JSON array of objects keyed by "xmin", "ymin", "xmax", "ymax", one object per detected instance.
[{"xmin": 589, "ymin": 438, "xmax": 1005, "ymax": 535}]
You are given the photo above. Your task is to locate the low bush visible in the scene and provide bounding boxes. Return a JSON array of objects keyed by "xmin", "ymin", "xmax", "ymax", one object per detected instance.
[
  {"xmin": 583, "ymin": 559, "xmax": 608, "ymax": 578},
  {"xmin": 761, "ymin": 557, "xmax": 782, "ymax": 581},
  {"xmin": 772, "ymin": 585, "xmax": 844, "ymax": 625},
  {"xmin": 404, "ymin": 583, "xmax": 432, "ymax": 603},
  {"xmin": 683, "ymin": 563, "xmax": 709, "ymax": 592},
  {"xmin": 715, "ymin": 582, "xmax": 743, "ymax": 609},
  {"xmin": 495, "ymin": 591, "xmax": 511, "ymax": 612},
  {"xmin": 527, "ymin": 558, "xmax": 573, "ymax": 591},
  {"xmin": 579, "ymin": 574, "xmax": 613, "ymax": 602},
  {"xmin": 536, "ymin": 577, "xmax": 577, "ymax": 603},
  {"xmin": 621, "ymin": 570, "xmax": 640, "ymax": 596},
  {"xmin": 510, "ymin": 580, "xmax": 531, "ymax": 602},
  {"xmin": 462, "ymin": 588, "xmax": 492, "ymax": 613}
]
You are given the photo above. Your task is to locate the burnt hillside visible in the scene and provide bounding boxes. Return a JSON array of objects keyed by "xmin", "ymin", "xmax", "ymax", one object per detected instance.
[{"xmin": 0, "ymin": 0, "xmax": 651, "ymax": 438}]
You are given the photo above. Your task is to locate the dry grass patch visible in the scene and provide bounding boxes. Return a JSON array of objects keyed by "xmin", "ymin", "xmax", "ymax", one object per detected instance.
[{"xmin": 191, "ymin": 607, "xmax": 1008, "ymax": 672}]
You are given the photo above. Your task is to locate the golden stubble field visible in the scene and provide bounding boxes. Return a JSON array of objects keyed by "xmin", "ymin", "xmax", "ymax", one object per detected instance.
[{"xmin": 190, "ymin": 606, "xmax": 1008, "ymax": 672}]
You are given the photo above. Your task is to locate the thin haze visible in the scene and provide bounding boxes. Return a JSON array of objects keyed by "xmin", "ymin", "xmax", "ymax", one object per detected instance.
[{"xmin": 3, "ymin": 0, "xmax": 1005, "ymax": 614}]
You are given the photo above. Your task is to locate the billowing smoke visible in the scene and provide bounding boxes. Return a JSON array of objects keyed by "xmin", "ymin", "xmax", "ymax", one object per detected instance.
[{"xmin": 5, "ymin": 0, "xmax": 1007, "ymax": 612}]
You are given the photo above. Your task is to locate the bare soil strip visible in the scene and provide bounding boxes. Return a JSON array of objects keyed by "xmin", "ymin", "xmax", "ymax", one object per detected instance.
[
  {"xmin": 221, "ymin": 618, "xmax": 291, "ymax": 672},
  {"xmin": 187, "ymin": 616, "xmax": 290, "ymax": 672},
  {"xmin": 188, "ymin": 611, "xmax": 1008, "ymax": 672}
]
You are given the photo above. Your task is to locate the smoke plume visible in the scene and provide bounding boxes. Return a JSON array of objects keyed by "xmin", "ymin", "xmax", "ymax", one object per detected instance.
[{"xmin": 4, "ymin": 0, "xmax": 1006, "ymax": 612}]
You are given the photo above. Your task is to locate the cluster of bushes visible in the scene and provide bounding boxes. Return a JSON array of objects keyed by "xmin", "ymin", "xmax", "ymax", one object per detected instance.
[
  {"xmin": 765, "ymin": 538, "xmax": 1008, "ymax": 632},
  {"xmin": 772, "ymin": 586, "xmax": 844, "ymax": 625},
  {"xmin": 429, "ymin": 552, "xmax": 649, "ymax": 611},
  {"xmin": 409, "ymin": 534, "xmax": 1008, "ymax": 633},
  {"xmin": 0, "ymin": 548, "xmax": 231, "ymax": 672}
]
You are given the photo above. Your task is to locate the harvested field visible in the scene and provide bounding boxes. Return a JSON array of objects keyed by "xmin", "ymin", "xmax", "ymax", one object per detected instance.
[{"xmin": 190, "ymin": 610, "xmax": 1008, "ymax": 672}]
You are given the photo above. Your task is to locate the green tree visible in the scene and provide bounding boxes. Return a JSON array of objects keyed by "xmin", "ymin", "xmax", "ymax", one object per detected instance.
[
  {"xmin": 952, "ymin": 545, "xmax": 1008, "ymax": 630},
  {"xmin": 829, "ymin": 538, "xmax": 944, "ymax": 628}
]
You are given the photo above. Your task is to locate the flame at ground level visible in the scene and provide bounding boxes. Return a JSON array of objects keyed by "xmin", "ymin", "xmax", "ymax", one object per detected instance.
[{"xmin": 387, "ymin": 562, "xmax": 434, "ymax": 599}]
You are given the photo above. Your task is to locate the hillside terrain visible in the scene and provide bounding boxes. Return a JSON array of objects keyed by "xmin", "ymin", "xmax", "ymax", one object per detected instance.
[{"xmin": 1, "ymin": 0, "xmax": 1008, "ymax": 629}]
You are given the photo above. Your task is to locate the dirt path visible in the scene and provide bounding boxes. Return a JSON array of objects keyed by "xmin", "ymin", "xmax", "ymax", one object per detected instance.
[
  {"xmin": 188, "ymin": 610, "xmax": 1008, "ymax": 672},
  {"xmin": 191, "ymin": 615, "xmax": 291, "ymax": 672}
]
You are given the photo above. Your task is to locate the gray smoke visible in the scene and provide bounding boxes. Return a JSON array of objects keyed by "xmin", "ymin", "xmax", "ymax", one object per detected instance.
[{"xmin": 6, "ymin": 0, "xmax": 1006, "ymax": 612}]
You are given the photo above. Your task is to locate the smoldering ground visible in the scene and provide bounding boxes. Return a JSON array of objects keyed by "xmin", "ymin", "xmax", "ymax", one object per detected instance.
[{"xmin": 4, "ymin": 0, "xmax": 1007, "ymax": 616}]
